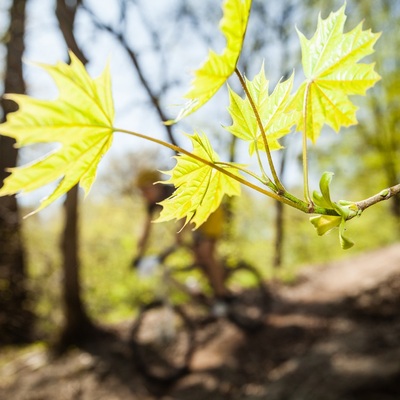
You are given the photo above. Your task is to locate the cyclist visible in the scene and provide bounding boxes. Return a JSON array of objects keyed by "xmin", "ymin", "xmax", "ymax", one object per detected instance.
[{"xmin": 132, "ymin": 169, "xmax": 231, "ymax": 311}]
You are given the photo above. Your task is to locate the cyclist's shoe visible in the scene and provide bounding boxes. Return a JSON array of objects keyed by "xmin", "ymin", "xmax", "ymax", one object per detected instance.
[
  {"xmin": 211, "ymin": 300, "xmax": 229, "ymax": 318},
  {"xmin": 211, "ymin": 292, "xmax": 238, "ymax": 317}
]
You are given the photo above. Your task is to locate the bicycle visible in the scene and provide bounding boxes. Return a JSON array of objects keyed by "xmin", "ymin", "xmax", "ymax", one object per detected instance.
[{"xmin": 129, "ymin": 245, "xmax": 271, "ymax": 382}]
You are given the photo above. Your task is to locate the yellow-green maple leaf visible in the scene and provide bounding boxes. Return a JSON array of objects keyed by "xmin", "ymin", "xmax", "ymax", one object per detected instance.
[
  {"xmin": 167, "ymin": 0, "xmax": 252, "ymax": 124},
  {"xmin": 156, "ymin": 133, "xmax": 241, "ymax": 228},
  {"xmin": 0, "ymin": 51, "xmax": 114, "ymax": 213},
  {"xmin": 225, "ymin": 65, "xmax": 297, "ymax": 154},
  {"xmin": 290, "ymin": 4, "xmax": 381, "ymax": 143}
]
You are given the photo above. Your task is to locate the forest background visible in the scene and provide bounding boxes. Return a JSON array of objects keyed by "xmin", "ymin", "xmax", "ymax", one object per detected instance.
[{"xmin": 0, "ymin": 0, "xmax": 399, "ymax": 346}]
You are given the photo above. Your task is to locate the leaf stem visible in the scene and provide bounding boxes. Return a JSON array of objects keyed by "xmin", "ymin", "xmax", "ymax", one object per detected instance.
[
  {"xmin": 302, "ymin": 82, "xmax": 312, "ymax": 206},
  {"xmin": 115, "ymin": 126, "xmax": 283, "ymax": 201},
  {"xmin": 215, "ymin": 161, "xmax": 272, "ymax": 187},
  {"xmin": 254, "ymin": 146, "xmax": 272, "ymax": 185},
  {"xmin": 114, "ymin": 126, "xmax": 338, "ymax": 215},
  {"xmin": 234, "ymin": 67, "xmax": 285, "ymax": 193}
]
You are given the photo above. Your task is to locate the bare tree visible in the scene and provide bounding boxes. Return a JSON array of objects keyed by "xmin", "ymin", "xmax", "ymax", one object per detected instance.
[
  {"xmin": 81, "ymin": 0, "xmax": 182, "ymax": 147},
  {"xmin": 0, "ymin": 0, "xmax": 34, "ymax": 344},
  {"xmin": 53, "ymin": 0, "xmax": 99, "ymax": 350},
  {"xmin": 270, "ymin": 2, "xmax": 299, "ymax": 270}
]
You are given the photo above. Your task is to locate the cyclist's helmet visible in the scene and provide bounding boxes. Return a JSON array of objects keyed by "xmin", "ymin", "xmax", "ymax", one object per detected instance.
[{"xmin": 136, "ymin": 169, "xmax": 161, "ymax": 188}]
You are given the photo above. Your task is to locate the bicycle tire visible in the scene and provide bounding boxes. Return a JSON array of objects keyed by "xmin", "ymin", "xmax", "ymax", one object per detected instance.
[
  {"xmin": 129, "ymin": 300, "xmax": 195, "ymax": 382},
  {"xmin": 224, "ymin": 261, "xmax": 271, "ymax": 331}
]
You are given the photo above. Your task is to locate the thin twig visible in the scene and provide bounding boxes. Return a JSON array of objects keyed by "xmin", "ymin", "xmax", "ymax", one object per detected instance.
[
  {"xmin": 82, "ymin": 4, "xmax": 179, "ymax": 148},
  {"xmin": 356, "ymin": 183, "xmax": 400, "ymax": 212}
]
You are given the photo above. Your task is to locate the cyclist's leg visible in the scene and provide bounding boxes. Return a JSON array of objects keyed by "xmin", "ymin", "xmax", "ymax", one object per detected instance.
[{"xmin": 193, "ymin": 236, "xmax": 228, "ymax": 299}]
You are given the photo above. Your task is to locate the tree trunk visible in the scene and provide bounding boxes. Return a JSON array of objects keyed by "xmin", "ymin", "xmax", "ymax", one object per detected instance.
[
  {"xmin": 272, "ymin": 143, "xmax": 288, "ymax": 271},
  {"xmin": 54, "ymin": 0, "xmax": 98, "ymax": 351},
  {"xmin": 0, "ymin": 0, "xmax": 34, "ymax": 345},
  {"xmin": 57, "ymin": 185, "xmax": 97, "ymax": 348}
]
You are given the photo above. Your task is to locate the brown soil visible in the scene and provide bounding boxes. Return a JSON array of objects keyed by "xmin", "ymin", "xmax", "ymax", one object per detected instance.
[{"xmin": 1, "ymin": 243, "xmax": 400, "ymax": 400}]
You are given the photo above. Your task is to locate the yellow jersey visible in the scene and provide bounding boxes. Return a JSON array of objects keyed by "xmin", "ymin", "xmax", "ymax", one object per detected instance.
[{"xmin": 197, "ymin": 205, "xmax": 224, "ymax": 239}]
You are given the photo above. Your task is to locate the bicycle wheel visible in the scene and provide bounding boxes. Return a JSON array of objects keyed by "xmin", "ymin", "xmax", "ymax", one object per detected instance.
[
  {"xmin": 224, "ymin": 261, "xmax": 271, "ymax": 331},
  {"xmin": 130, "ymin": 300, "xmax": 195, "ymax": 382}
]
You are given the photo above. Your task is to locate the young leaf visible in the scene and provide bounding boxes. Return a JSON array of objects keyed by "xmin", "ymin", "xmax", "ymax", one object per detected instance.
[
  {"xmin": 225, "ymin": 65, "xmax": 296, "ymax": 154},
  {"xmin": 167, "ymin": 0, "xmax": 252, "ymax": 124},
  {"xmin": 339, "ymin": 218, "xmax": 354, "ymax": 250},
  {"xmin": 0, "ymin": 52, "xmax": 114, "ymax": 214},
  {"xmin": 290, "ymin": 4, "xmax": 381, "ymax": 142},
  {"xmin": 311, "ymin": 172, "xmax": 356, "ymax": 249},
  {"xmin": 156, "ymin": 132, "xmax": 241, "ymax": 228},
  {"xmin": 313, "ymin": 171, "xmax": 335, "ymax": 209},
  {"xmin": 310, "ymin": 214, "xmax": 341, "ymax": 236}
]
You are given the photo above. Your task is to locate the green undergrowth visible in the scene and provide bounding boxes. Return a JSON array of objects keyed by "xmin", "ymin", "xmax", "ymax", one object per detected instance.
[{"xmin": 22, "ymin": 192, "xmax": 399, "ymax": 338}]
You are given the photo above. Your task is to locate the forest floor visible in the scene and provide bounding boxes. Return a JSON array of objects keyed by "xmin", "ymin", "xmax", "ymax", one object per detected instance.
[{"xmin": 1, "ymin": 243, "xmax": 400, "ymax": 400}]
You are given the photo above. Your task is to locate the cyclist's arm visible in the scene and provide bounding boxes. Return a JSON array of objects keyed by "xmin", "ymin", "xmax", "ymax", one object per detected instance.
[{"xmin": 133, "ymin": 213, "xmax": 152, "ymax": 266}]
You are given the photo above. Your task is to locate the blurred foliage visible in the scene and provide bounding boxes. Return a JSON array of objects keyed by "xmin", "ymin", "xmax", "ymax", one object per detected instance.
[
  {"xmin": 22, "ymin": 182, "xmax": 398, "ymax": 337},
  {"xmin": 14, "ymin": 0, "xmax": 400, "ymax": 339},
  {"xmin": 22, "ymin": 210, "xmax": 63, "ymax": 337}
]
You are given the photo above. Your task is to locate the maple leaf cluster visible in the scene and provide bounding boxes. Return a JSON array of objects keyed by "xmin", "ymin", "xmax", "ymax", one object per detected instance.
[{"xmin": 0, "ymin": 0, "xmax": 380, "ymax": 240}]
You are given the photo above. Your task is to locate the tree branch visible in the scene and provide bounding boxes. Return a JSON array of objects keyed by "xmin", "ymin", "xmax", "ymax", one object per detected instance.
[
  {"xmin": 82, "ymin": 4, "xmax": 179, "ymax": 148},
  {"xmin": 356, "ymin": 183, "xmax": 400, "ymax": 213},
  {"xmin": 55, "ymin": 0, "xmax": 88, "ymax": 64}
]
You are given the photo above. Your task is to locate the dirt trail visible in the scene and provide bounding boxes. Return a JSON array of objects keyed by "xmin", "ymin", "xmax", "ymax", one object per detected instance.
[
  {"xmin": 1, "ymin": 243, "xmax": 400, "ymax": 400},
  {"xmin": 281, "ymin": 243, "xmax": 400, "ymax": 303}
]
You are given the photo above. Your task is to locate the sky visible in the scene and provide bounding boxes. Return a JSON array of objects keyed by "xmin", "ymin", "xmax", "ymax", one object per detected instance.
[
  {"xmin": 2, "ymin": 0, "xmax": 220, "ymax": 207},
  {"xmin": 1, "ymin": 0, "xmax": 394, "ymax": 212},
  {"xmin": 2, "ymin": 0, "xmax": 289, "ymax": 209}
]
